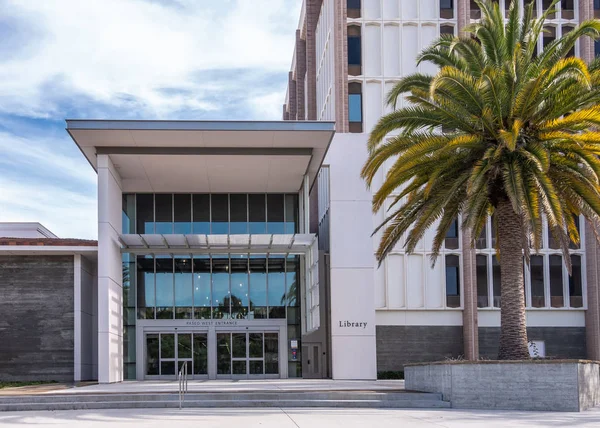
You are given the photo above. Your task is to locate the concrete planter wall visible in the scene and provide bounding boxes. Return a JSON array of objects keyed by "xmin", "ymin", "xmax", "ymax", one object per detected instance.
[{"xmin": 405, "ymin": 360, "xmax": 600, "ymax": 412}]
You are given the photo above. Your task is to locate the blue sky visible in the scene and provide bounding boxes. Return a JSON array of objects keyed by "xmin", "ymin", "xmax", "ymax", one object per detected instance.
[{"xmin": 0, "ymin": 0, "xmax": 300, "ymax": 239}]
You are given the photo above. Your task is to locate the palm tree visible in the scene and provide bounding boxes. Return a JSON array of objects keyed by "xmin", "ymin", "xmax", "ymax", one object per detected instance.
[{"xmin": 361, "ymin": 0, "xmax": 600, "ymax": 360}]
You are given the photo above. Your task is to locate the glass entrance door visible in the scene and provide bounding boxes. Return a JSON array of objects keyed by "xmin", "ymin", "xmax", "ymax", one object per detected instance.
[
  {"xmin": 145, "ymin": 332, "xmax": 208, "ymax": 379},
  {"xmin": 216, "ymin": 331, "xmax": 279, "ymax": 378}
]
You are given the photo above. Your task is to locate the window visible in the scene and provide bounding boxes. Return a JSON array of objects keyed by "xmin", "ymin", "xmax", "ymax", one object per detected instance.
[
  {"xmin": 445, "ymin": 218, "xmax": 459, "ymax": 250},
  {"xmin": 562, "ymin": 26, "xmax": 575, "ymax": 57},
  {"xmin": 476, "ymin": 216, "xmax": 584, "ymax": 309},
  {"xmin": 349, "ymin": 82, "xmax": 363, "ymax": 133},
  {"xmin": 174, "ymin": 194, "xmax": 192, "ymax": 234},
  {"xmin": 155, "ymin": 194, "xmax": 173, "ymax": 234},
  {"xmin": 440, "ymin": 0, "xmax": 454, "ymax": 19},
  {"xmin": 440, "ymin": 25, "xmax": 455, "ymax": 37},
  {"xmin": 542, "ymin": 0, "xmax": 556, "ymax": 19},
  {"xmin": 526, "ymin": 0, "xmax": 538, "ymax": 18},
  {"xmin": 193, "ymin": 194, "xmax": 210, "ymax": 234},
  {"xmin": 470, "ymin": 0, "xmax": 481, "ymax": 19},
  {"xmin": 570, "ymin": 255, "xmax": 583, "ymax": 307},
  {"xmin": 445, "ymin": 255, "xmax": 461, "ymax": 308},
  {"xmin": 136, "ymin": 194, "xmax": 154, "ymax": 234},
  {"xmin": 211, "ymin": 194, "xmax": 229, "ymax": 235},
  {"xmin": 596, "ymin": 39, "xmax": 600, "ymax": 58},
  {"xmin": 530, "ymin": 255, "xmax": 545, "ymax": 308},
  {"xmin": 267, "ymin": 194, "xmax": 285, "ymax": 234},
  {"xmin": 476, "ymin": 255, "xmax": 489, "ymax": 307},
  {"xmin": 155, "ymin": 256, "xmax": 174, "ymax": 319},
  {"xmin": 174, "ymin": 256, "xmax": 193, "ymax": 319},
  {"xmin": 249, "ymin": 194, "xmax": 266, "ymax": 234},
  {"xmin": 348, "ymin": 26, "xmax": 362, "ymax": 76},
  {"xmin": 596, "ymin": 0, "xmax": 600, "ymax": 18},
  {"xmin": 549, "ymin": 255, "xmax": 564, "ymax": 308},
  {"xmin": 347, "ymin": 0, "xmax": 361, "ymax": 19},
  {"xmin": 543, "ymin": 26, "xmax": 556, "ymax": 49},
  {"xmin": 229, "ymin": 194, "xmax": 248, "ymax": 234},
  {"xmin": 561, "ymin": 0, "xmax": 574, "ymax": 20}
]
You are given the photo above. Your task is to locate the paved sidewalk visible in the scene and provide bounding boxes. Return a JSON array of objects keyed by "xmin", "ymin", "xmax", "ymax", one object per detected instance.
[
  {"xmin": 0, "ymin": 407, "xmax": 599, "ymax": 427},
  {"xmin": 39, "ymin": 379, "xmax": 406, "ymax": 395}
]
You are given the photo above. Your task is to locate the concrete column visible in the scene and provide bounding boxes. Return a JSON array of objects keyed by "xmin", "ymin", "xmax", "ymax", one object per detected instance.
[
  {"xmin": 461, "ymin": 229, "xmax": 479, "ymax": 360},
  {"xmin": 585, "ymin": 220, "xmax": 600, "ymax": 360},
  {"xmin": 74, "ymin": 254, "xmax": 82, "ymax": 382},
  {"xmin": 97, "ymin": 154, "xmax": 123, "ymax": 383},
  {"xmin": 327, "ymin": 134, "xmax": 377, "ymax": 379},
  {"xmin": 306, "ymin": 0, "xmax": 323, "ymax": 120},
  {"xmin": 333, "ymin": 0, "xmax": 348, "ymax": 131},
  {"xmin": 295, "ymin": 30, "xmax": 307, "ymax": 121}
]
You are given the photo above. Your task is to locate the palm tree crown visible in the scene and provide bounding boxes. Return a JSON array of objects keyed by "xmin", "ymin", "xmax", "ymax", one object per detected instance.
[{"xmin": 361, "ymin": 0, "xmax": 600, "ymax": 359}]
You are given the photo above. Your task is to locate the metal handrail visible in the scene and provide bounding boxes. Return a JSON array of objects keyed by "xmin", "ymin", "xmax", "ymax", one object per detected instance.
[{"xmin": 178, "ymin": 361, "xmax": 188, "ymax": 409}]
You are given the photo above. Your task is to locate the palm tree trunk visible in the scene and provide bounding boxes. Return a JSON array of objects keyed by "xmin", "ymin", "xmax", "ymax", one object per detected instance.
[{"xmin": 496, "ymin": 198, "xmax": 530, "ymax": 360}]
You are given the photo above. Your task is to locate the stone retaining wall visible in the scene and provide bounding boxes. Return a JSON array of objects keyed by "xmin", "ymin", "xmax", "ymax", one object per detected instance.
[{"xmin": 405, "ymin": 360, "xmax": 600, "ymax": 411}]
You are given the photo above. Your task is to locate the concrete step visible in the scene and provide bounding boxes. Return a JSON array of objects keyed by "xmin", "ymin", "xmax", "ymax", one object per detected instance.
[{"xmin": 0, "ymin": 391, "xmax": 450, "ymax": 411}]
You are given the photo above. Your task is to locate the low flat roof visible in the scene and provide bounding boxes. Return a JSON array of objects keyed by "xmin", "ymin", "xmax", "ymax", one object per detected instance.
[{"xmin": 67, "ymin": 120, "xmax": 335, "ymax": 193}]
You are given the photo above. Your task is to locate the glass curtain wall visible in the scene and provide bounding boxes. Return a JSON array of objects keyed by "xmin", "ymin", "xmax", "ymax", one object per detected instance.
[
  {"xmin": 125, "ymin": 193, "xmax": 299, "ymax": 235},
  {"xmin": 133, "ymin": 254, "xmax": 301, "ymax": 321}
]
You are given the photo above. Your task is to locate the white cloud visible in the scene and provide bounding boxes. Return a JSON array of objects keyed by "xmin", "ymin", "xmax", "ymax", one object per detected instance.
[
  {"xmin": 0, "ymin": 176, "xmax": 97, "ymax": 239},
  {"xmin": 0, "ymin": 0, "xmax": 300, "ymax": 119}
]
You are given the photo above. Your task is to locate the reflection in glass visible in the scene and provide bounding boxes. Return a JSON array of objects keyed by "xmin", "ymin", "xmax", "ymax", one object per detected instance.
[
  {"xmin": 492, "ymin": 255, "xmax": 501, "ymax": 307},
  {"xmin": 233, "ymin": 361, "xmax": 247, "ymax": 375},
  {"xmin": 250, "ymin": 255, "xmax": 267, "ymax": 318},
  {"xmin": 445, "ymin": 255, "xmax": 460, "ymax": 308},
  {"xmin": 268, "ymin": 256, "xmax": 286, "ymax": 318},
  {"xmin": 285, "ymin": 194, "xmax": 299, "ymax": 234},
  {"xmin": 174, "ymin": 194, "xmax": 192, "ymax": 234},
  {"xmin": 249, "ymin": 361, "xmax": 264, "ymax": 375},
  {"xmin": 146, "ymin": 334, "xmax": 159, "ymax": 375},
  {"xmin": 193, "ymin": 256, "xmax": 211, "ymax": 319},
  {"xmin": 193, "ymin": 194, "xmax": 210, "ymax": 234},
  {"xmin": 136, "ymin": 194, "xmax": 154, "ymax": 234},
  {"xmin": 285, "ymin": 256, "xmax": 300, "ymax": 307},
  {"xmin": 155, "ymin": 194, "xmax": 173, "ymax": 234},
  {"xmin": 476, "ymin": 255, "xmax": 489, "ymax": 307},
  {"xmin": 549, "ymin": 255, "xmax": 564, "ymax": 308},
  {"xmin": 193, "ymin": 334, "xmax": 208, "ymax": 375},
  {"xmin": 161, "ymin": 361, "xmax": 175, "ymax": 375},
  {"xmin": 249, "ymin": 194, "xmax": 266, "ymax": 234},
  {"xmin": 178, "ymin": 333, "xmax": 192, "ymax": 359},
  {"xmin": 232, "ymin": 333, "xmax": 246, "ymax": 358},
  {"xmin": 217, "ymin": 333, "xmax": 231, "ymax": 375},
  {"xmin": 122, "ymin": 194, "xmax": 136, "ymax": 234},
  {"xmin": 530, "ymin": 255, "xmax": 545, "ymax": 307},
  {"xmin": 445, "ymin": 218, "xmax": 459, "ymax": 250},
  {"xmin": 137, "ymin": 255, "xmax": 155, "ymax": 319},
  {"xmin": 267, "ymin": 194, "xmax": 285, "ymax": 234},
  {"xmin": 175, "ymin": 257, "xmax": 193, "ymax": 319},
  {"xmin": 476, "ymin": 222, "xmax": 487, "ymax": 249},
  {"xmin": 265, "ymin": 333, "xmax": 279, "ymax": 374},
  {"xmin": 230, "ymin": 194, "xmax": 248, "ymax": 234},
  {"xmin": 249, "ymin": 333, "xmax": 263, "ymax": 358},
  {"xmin": 161, "ymin": 334, "xmax": 175, "ymax": 359},
  {"xmin": 570, "ymin": 255, "xmax": 583, "ymax": 307},
  {"xmin": 230, "ymin": 255, "xmax": 249, "ymax": 319},
  {"xmin": 212, "ymin": 256, "xmax": 230, "ymax": 319},
  {"xmin": 155, "ymin": 256, "xmax": 174, "ymax": 319},
  {"xmin": 211, "ymin": 194, "xmax": 229, "ymax": 234}
]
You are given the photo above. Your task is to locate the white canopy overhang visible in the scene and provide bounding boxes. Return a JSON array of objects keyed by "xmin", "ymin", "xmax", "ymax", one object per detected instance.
[
  {"xmin": 119, "ymin": 233, "xmax": 316, "ymax": 255},
  {"xmin": 66, "ymin": 120, "xmax": 335, "ymax": 193}
]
